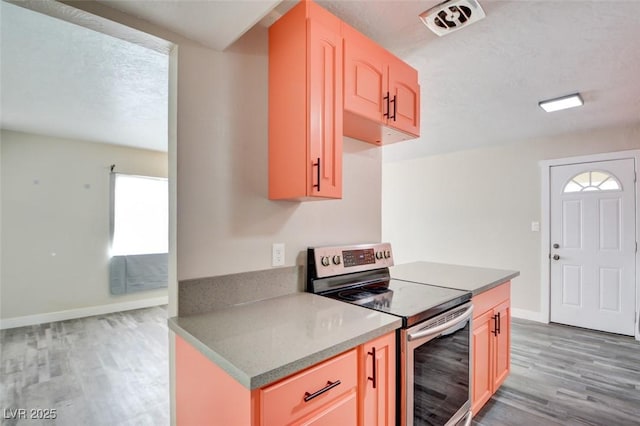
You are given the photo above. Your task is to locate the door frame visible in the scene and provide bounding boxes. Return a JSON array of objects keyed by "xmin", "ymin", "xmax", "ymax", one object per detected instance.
[{"xmin": 540, "ymin": 149, "xmax": 640, "ymax": 341}]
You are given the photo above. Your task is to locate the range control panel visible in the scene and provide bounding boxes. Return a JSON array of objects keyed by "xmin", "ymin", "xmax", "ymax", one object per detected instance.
[{"xmin": 311, "ymin": 243, "xmax": 393, "ymax": 278}]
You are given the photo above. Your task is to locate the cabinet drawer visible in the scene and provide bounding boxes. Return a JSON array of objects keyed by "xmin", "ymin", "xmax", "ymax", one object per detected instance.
[
  {"xmin": 260, "ymin": 349, "xmax": 357, "ymax": 425},
  {"xmin": 472, "ymin": 281, "xmax": 510, "ymax": 319},
  {"xmin": 296, "ymin": 391, "xmax": 357, "ymax": 426}
]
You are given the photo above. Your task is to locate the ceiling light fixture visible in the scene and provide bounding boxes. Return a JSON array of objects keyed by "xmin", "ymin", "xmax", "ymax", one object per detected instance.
[{"xmin": 538, "ymin": 93, "xmax": 584, "ymax": 112}]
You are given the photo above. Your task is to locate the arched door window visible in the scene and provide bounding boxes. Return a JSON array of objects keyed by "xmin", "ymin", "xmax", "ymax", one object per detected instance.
[{"xmin": 563, "ymin": 171, "xmax": 621, "ymax": 193}]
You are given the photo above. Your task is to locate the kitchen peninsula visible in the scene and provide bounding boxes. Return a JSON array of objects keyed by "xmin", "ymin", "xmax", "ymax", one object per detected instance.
[{"xmin": 170, "ymin": 259, "xmax": 518, "ymax": 425}]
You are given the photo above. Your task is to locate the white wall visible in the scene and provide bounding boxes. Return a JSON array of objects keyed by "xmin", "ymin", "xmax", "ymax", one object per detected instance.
[
  {"xmin": 175, "ymin": 27, "xmax": 382, "ymax": 281},
  {"xmin": 383, "ymin": 123, "xmax": 640, "ymax": 317},
  {"xmin": 0, "ymin": 130, "xmax": 168, "ymax": 320}
]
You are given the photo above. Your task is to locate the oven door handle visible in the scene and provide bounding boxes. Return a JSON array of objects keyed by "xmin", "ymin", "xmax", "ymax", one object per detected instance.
[{"xmin": 407, "ymin": 304, "xmax": 473, "ymax": 342}]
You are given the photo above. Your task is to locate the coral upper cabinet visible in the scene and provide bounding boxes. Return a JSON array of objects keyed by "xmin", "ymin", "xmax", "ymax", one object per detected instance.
[
  {"xmin": 471, "ymin": 281, "xmax": 511, "ymax": 416},
  {"xmin": 269, "ymin": 0, "xmax": 343, "ymax": 200},
  {"xmin": 269, "ymin": 0, "xmax": 420, "ymax": 200},
  {"xmin": 343, "ymin": 23, "xmax": 420, "ymax": 145}
]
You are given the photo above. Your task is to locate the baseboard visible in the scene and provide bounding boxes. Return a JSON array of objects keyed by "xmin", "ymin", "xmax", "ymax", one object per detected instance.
[
  {"xmin": 0, "ymin": 296, "xmax": 169, "ymax": 330},
  {"xmin": 511, "ymin": 308, "xmax": 547, "ymax": 323}
]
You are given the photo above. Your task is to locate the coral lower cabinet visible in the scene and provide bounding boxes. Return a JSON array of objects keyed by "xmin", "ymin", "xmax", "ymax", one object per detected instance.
[
  {"xmin": 359, "ymin": 332, "xmax": 396, "ymax": 426},
  {"xmin": 175, "ymin": 332, "xmax": 396, "ymax": 425},
  {"xmin": 268, "ymin": 0, "xmax": 342, "ymax": 200},
  {"xmin": 343, "ymin": 23, "xmax": 420, "ymax": 145},
  {"xmin": 471, "ymin": 281, "xmax": 511, "ymax": 415}
]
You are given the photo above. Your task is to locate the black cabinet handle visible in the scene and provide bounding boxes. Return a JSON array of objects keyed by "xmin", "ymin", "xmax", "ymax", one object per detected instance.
[
  {"xmin": 367, "ymin": 347, "xmax": 377, "ymax": 389},
  {"xmin": 383, "ymin": 92, "xmax": 390, "ymax": 119},
  {"xmin": 492, "ymin": 314, "xmax": 498, "ymax": 336},
  {"xmin": 496, "ymin": 312, "xmax": 501, "ymax": 335},
  {"xmin": 303, "ymin": 380, "xmax": 341, "ymax": 402},
  {"xmin": 312, "ymin": 157, "xmax": 320, "ymax": 192},
  {"xmin": 390, "ymin": 95, "xmax": 397, "ymax": 121}
]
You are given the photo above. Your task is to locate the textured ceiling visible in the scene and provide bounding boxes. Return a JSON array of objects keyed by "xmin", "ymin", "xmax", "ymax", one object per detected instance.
[
  {"xmin": 0, "ymin": 1, "xmax": 169, "ymax": 152},
  {"xmin": 314, "ymin": 0, "xmax": 640, "ymax": 160},
  {"xmin": 2, "ymin": 0, "xmax": 639, "ymax": 159}
]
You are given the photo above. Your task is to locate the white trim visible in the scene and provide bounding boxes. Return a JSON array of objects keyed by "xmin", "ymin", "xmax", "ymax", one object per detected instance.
[
  {"xmin": 511, "ymin": 308, "xmax": 547, "ymax": 323},
  {"xmin": 539, "ymin": 149, "xmax": 640, "ymax": 341},
  {"xmin": 0, "ymin": 296, "xmax": 168, "ymax": 330},
  {"xmin": 539, "ymin": 149, "xmax": 640, "ymax": 168},
  {"xmin": 540, "ymin": 160, "xmax": 551, "ymax": 324}
]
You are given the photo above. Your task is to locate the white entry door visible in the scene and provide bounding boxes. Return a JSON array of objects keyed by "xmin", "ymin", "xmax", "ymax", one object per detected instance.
[{"xmin": 550, "ymin": 158, "xmax": 636, "ymax": 335}]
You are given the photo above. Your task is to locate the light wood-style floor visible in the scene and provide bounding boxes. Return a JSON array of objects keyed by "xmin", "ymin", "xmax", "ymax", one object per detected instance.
[
  {"xmin": 473, "ymin": 319, "xmax": 640, "ymax": 426},
  {"xmin": 2, "ymin": 309, "xmax": 639, "ymax": 425},
  {"xmin": 0, "ymin": 306, "xmax": 169, "ymax": 425}
]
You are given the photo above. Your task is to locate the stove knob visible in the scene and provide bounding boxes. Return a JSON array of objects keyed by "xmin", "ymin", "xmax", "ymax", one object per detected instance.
[
  {"xmin": 376, "ymin": 251, "xmax": 383, "ymax": 260},
  {"xmin": 332, "ymin": 255, "xmax": 341, "ymax": 265},
  {"xmin": 383, "ymin": 250, "xmax": 391, "ymax": 259},
  {"xmin": 321, "ymin": 256, "xmax": 330, "ymax": 267}
]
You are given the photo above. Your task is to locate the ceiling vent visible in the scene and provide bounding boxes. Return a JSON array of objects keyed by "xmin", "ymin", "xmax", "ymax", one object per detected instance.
[{"xmin": 419, "ymin": 0, "xmax": 486, "ymax": 36}]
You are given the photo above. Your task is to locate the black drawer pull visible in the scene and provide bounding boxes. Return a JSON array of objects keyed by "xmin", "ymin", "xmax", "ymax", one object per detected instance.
[{"xmin": 303, "ymin": 380, "xmax": 341, "ymax": 402}]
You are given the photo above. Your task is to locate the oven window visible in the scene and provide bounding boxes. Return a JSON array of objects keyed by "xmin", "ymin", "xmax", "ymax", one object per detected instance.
[{"xmin": 413, "ymin": 320, "xmax": 470, "ymax": 425}]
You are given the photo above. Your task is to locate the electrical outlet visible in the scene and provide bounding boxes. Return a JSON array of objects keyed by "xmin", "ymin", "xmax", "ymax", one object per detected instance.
[{"xmin": 272, "ymin": 243, "xmax": 285, "ymax": 267}]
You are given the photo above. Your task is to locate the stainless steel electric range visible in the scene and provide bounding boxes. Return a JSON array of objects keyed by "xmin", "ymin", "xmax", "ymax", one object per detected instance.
[{"xmin": 307, "ymin": 243, "xmax": 473, "ymax": 426}]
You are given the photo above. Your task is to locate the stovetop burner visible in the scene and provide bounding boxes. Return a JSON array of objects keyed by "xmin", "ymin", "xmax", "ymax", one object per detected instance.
[
  {"xmin": 336, "ymin": 283, "xmax": 394, "ymax": 309},
  {"xmin": 338, "ymin": 290, "xmax": 377, "ymax": 301},
  {"xmin": 337, "ymin": 283, "xmax": 391, "ymax": 300}
]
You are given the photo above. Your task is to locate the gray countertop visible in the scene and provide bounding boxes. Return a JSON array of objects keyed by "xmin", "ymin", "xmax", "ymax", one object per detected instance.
[
  {"xmin": 390, "ymin": 261, "xmax": 520, "ymax": 296},
  {"xmin": 168, "ymin": 292, "xmax": 401, "ymax": 390}
]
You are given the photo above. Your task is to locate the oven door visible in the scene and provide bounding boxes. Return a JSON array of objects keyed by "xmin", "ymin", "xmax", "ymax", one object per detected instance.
[{"xmin": 401, "ymin": 302, "xmax": 473, "ymax": 426}]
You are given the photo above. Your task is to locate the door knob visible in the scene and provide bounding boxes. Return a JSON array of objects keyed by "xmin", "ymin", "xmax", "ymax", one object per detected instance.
[
  {"xmin": 553, "ymin": 243, "xmax": 560, "ymax": 249},
  {"xmin": 553, "ymin": 254, "xmax": 560, "ymax": 260}
]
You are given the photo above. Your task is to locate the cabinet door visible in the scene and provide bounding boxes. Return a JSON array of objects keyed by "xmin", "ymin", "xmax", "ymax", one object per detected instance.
[
  {"xmin": 387, "ymin": 55, "xmax": 420, "ymax": 137},
  {"xmin": 493, "ymin": 300, "xmax": 511, "ymax": 390},
  {"xmin": 361, "ymin": 332, "xmax": 396, "ymax": 426},
  {"xmin": 471, "ymin": 309, "xmax": 494, "ymax": 416},
  {"xmin": 268, "ymin": 1, "xmax": 308, "ymax": 200},
  {"xmin": 308, "ymin": 18, "xmax": 342, "ymax": 198},
  {"xmin": 343, "ymin": 24, "xmax": 388, "ymax": 124}
]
